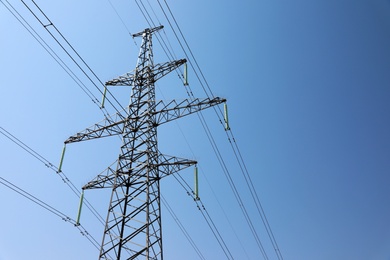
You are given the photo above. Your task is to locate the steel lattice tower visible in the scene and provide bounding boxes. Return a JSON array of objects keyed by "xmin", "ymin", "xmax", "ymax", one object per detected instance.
[{"xmin": 63, "ymin": 26, "xmax": 225, "ymax": 259}]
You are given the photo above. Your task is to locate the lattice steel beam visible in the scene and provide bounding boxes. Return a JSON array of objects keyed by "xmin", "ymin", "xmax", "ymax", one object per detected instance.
[{"xmin": 64, "ymin": 25, "xmax": 225, "ymax": 260}]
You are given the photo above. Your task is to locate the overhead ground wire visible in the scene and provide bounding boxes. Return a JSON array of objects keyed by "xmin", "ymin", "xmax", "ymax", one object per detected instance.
[
  {"xmin": 0, "ymin": 0, "xmax": 100, "ymax": 108},
  {"xmin": 22, "ymin": 0, "xmax": 127, "ymax": 117},
  {"xmin": 106, "ymin": 0, "xmax": 138, "ymax": 46}
]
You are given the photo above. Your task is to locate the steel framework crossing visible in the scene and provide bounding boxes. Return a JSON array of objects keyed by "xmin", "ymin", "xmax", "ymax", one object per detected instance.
[{"xmin": 64, "ymin": 26, "xmax": 225, "ymax": 259}]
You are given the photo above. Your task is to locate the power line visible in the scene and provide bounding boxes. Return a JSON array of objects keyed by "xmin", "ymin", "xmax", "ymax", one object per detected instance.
[
  {"xmin": 3, "ymin": 0, "xmax": 282, "ymax": 258},
  {"xmin": 3, "ymin": 0, "xmax": 127, "ymax": 119},
  {"xmin": 0, "ymin": 126, "xmax": 106, "ymax": 225},
  {"xmin": 171, "ymin": 173, "xmax": 234, "ymax": 260},
  {"xmin": 155, "ymin": 6, "xmax": 269, "ymax": 255},
  {"xmin": 227, "ymin": 129, "xmax": 284, "ymax": 259},
  {"xmin": 132, "ymin": 1, "xmax": 270, "ymax": 258},
  {"xmin": 153, "ymin": 1, "xmax": 283, "ymax": 258},
  {"xmin": 3, "ymin": 1, "xmax": 208, "ymax": 259},
  {"xmin": 155, "ymin": 86, "xmax": 249, "ymax": 259},
  {"xmin": 106, "ymin": 0, "xmax": 138, "ymax": 46},
  {"xmin": 0, "ymin": 0, "xmax": 100, "ymax": 108},
  {"xmin": 0, "ymin": 125, "xmax": 123, "ymax": 258},
  {"xmin": 0, "ymin": 175, "xmax": 101, "ymax": 251},
  {"xmin": 131, "ymin": 5, "xmax": 240, "ymax": 257},
  {"xmin": 25, "ymin": 0, "xmax": 127, "ymax": 116},
  {"xmin": 142, "ymin": 1, "xmax": 281, "ymax": 258},
  {"xmin": 161, "ymin": 195, "xmax": 205, "ymax": 260}
]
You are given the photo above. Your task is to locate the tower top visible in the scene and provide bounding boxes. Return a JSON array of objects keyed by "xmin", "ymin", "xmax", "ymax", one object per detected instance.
[{"xmin": 132, "ymin": 25, "xmax": 164, "ymax": 38}]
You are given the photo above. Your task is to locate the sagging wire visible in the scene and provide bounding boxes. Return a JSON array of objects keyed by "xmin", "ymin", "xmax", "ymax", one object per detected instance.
[
  {"xmin": 0, "ymin": 176, "xmax": 101, "ymax": 251},
  {"xmin": 170, "ymin": 173, "xmax": 234, "ymax": 260},
  {"xmin": 161, "ymin": 195, "xmax": 205, "ymax": 260},
  {"xmin": 133, "ymin": 1, "xmax": 269, "ymax": 258},
  {"xmin": 155, "ymin": 1, "xmax": 283, "ymax": 258}
]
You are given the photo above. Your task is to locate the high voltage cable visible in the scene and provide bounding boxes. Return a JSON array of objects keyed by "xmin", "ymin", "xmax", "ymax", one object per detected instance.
[
  {"xmin": 225, "ymin": 129, "xmax": 284, "ymax": 259},
  {"xmin": 2, "ymin": 2, "xmax": 200, "ymax": 258},
  {"xmin": 195, "ymin": 106, "xmax": 269, "ymax": 259},
  {"xmin": 161, "ymin": 195, "xmax": 206, "ymax": 260},
  {"xmin": 142, "ymin": 0, "xmax": 181, "ymax": 62},
  {"xmin": 0, "ymin": 126, "xmax": 106, "ymax": 225},
  {"xmin": 3, "ymin": 0, "xmax": 281, "ymax": 258},
  {"xmin": 156, "ymin": 0, "xmax": 213, "ymax": 97},
  {"xmin": 2, "ymin": 0, "xmax": 130, "ymax": 235},
  {"xmin": 0, "ymin": 176, "xmax": 101, "ymax": 251},
  {"xmin": 166, "ymin": 110, "xmax": 251, "ymax": 259},
  {"xmin": 136, "ymin": 0, "xmax": 238, "ymax": 254},
  {"xmin": 145, "ymin": 0, "xmax": 179, "ymax": 61},
  {"xmin": 21, "ymin": 0, "xmax": 125, "ymax": 116},
  {"xmin": 14, "ymin": 0, "xmax": 127, "ymax": 118},
  {"xmin": 133, "ymin": 1, "xmax": 269, "ymax": 258},
  {"xmin": 1, "ymin": 3, "xmax": 209, "ymax": 258},
  {"xmin": 132, "ymin": 4, "xmax": 237, "ymax": 256},
  {"xmin": 0, "ymin": 176, "xmax": 70, "ymax": 222},
  {"xmin": 147, "ymin": 3, "xmax": 269, "ymax": 258},
  {"xmin": 140, "ymin": 1, "xmax": 281, "ymax": 258},
  {"xmin": 153, "ymin": 1, "xmax": 283, "ymax": 258},
  {"xmin": 134, "ymin": 0, "xmax": 184, "ymax": 86},
  {"xmin": 177, "ymin": 166, "xmax": 252, "ymax": 260},
  {"xmin": 106, "ymin": 0, "xmax": 138, "ymax": 46},
  {"xmin": 0, "ymin": 126, "xmax": 123, "ymax": 258},
  {"xmin": 171, "ymin": 174, "xmax": 234, "ymax": 260},
  {"xmin": 1, "ymin": 0, "xmax": 117, "ymax": 119},
  {"xmin": 155, "ymin": 84, "xmax": 252, "ymax": 259},
  {"xmin": 25, "ymin": 0, "xmax": 127, "ymax": 116},
  {"xmin": 0, "ymin": 125, "xmax": 117, "ymax": 255},
  {"xmin": 134, "ymin": 0, "xmax": 177, "ymax": 64},
  {"xmin": 0, "ymin": 0, "xmax": 100, "ymax": 108}
]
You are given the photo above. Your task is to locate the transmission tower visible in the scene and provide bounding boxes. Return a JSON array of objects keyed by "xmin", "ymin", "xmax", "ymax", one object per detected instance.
[{"xmin": 63, "ymin": 26, "xmax": 226, "ymax": 259}]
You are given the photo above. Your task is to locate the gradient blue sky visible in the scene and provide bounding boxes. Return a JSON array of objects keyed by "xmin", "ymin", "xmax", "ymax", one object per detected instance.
[{"xmin": 1, "ymin": 1, "xmax": 390, "ymax": 259}]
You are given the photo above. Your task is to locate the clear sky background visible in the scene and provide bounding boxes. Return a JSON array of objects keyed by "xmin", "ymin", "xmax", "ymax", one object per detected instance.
[{"xmin": 1, "ymin": 1, "xmax": 390, "ymax": 259}]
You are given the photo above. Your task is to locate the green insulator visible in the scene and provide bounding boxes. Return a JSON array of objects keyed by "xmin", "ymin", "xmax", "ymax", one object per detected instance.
[
  {"xmin": 194, "ymin": 166, "xmax": 199, "ymax": 200},
  {"xmin": 58, "ymin": 144, "xmax": 66, "ymax": 173},
  {"xmin": 76, "ymin": 190, "xmax": 84, "ymax": 226}
]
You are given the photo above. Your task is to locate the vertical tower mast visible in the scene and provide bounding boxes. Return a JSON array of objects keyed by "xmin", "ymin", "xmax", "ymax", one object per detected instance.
[{"xmin": 64, "ymin": 26, "xmax": 225, "ymax": 259}]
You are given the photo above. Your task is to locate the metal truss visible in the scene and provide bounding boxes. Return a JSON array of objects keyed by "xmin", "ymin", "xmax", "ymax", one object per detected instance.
[{"xmin": 64, "ymin": 25, "xmax": 225, "ymax": 260}]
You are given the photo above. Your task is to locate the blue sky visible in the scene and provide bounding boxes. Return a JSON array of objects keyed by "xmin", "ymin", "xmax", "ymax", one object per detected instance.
[{"xmin": 1, "ymin": 1, "xmax": 390, "ymax": 259}]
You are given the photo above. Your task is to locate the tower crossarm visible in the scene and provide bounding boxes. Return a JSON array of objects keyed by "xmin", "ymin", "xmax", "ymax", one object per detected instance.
[
  {"xmin": 64, "ymin": 112, "xmax": 126, "ymax": 144},
  {"xmin": 82, "ymin": 162, "xmax": 117, "ymax": 190},
  {"xmin": 132, "ymin": 25, "xmax": 164, "ymax": 38},
  {"xmin": 66, "ymin": 24, "xmax": 226, "ymax": 259},
  {"xmin": 152, "ymin": 59, "xmax": 186, "ymax": 83},
  {"xmin": 64, "ymin": 96, "xmax": 224, "ymax": 144},
  {"xmin": 153, "ymin": 97, "xmax": 226, "ymax": 126},
  {"xmin": 105, "ymin": 59, "xmax": 186, "ymax": 87},
  {"xmin": 105, "ymin": 71, "xmax": 135, "ymax": 86},
  {"xmin": 82, "ymin": 152, "xmax": 196, "ymax": 190},
  {"xmin": 156, "ymin": 153, "xmax": 197, "ymax": 177}
]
